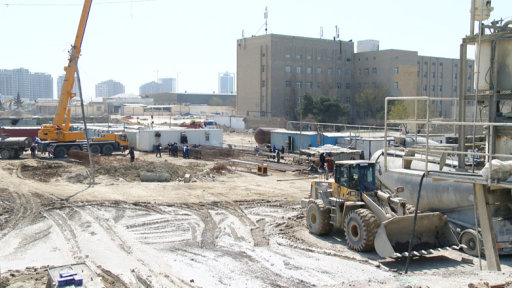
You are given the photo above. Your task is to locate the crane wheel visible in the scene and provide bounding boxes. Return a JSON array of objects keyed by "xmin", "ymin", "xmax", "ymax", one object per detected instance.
[
  {"xmin": 102, "ymin": 144, "xmax": 114, "ymax": 156},
  {"xmin": 53, "ymin": 147, "xmax": 67, "ymax": 158},
  {"xmin": 306, "ymin": 202, "xmax": 332, "ymax": 235},
  {"xmin": 460, "ymin": 229, "xmax": 483, "ymax": 257},
  {"xmin": 344, "ymin": 208, "xmax": 379, "ymax": 252},
  {"xmin": 90, "ymin": 145, "xmax": 101, "ymax": 154}
]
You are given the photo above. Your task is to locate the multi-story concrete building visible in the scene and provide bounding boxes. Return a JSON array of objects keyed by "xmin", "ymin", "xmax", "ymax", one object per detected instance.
[
  {"xmin": 218, "ymin": 72, "xmax": 235, "ymax": 94},
  {"xmin": 95, "ymin": 79, "xmax": 125, "ymax": 98},
  {"xmin": 237, "ymin": 35, "xmax": 474, "ymax": 121},
  {"xmin": 237, "ymin": 34, "xmax": 354, "ymax": 119},
  {"xmin": 0, "ymin": 68, "xmax": 53, "ymax": 101},
  {"xmin": 139, "ymin": 78, "xmax": 176, "ymax": 95}
]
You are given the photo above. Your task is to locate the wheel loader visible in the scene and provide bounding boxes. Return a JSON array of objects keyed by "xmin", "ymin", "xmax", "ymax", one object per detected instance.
[{"xmin": 300, "ymin": 160, "xmax": 461, "ymax": 258}]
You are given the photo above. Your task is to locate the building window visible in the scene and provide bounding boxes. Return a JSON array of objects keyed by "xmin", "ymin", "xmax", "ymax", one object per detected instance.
[
  {"xmin": 296, "ymin": 55, "xmax": 302, "ymax": 60},
  {"xmin": 317, "ymin": 68, "xmax": 322, "ymax": 74},
  {"xmin": 364, "ymin": 68, "xmax": 369, "ymax": 76},
  {"xmin": 431, "ymin": 85, "xmax": 435, "ymax": 92},
  {"xmin": 423, "ymin": 85, "xmax": 427, "ymax": 91},
  {"xmin": 346, "ymin": 69, "xmax": 351, "ymax": 76},
  {"xmin": 307, "ymin": 67, "xmax": 312, "ymax": 74},
  {"xmin": 373, "ymin": 56, "xmax": 376, "ymax": 60},
  {"xmin": 346, "ymin": 83, "xmax": 351, "ymax": 89},
  {"xmin": 317, "ymin": 56, "xmax": 321, "ymax": 61},
  {"xmin": 453, "ymin": 73, "xmax": 457, "ymax": 80},
  {"xmin": 261, "ymin": 65, "xmax": 265, "ymax": 72},
  {"xmin": 439, "ymin": 72, "xmax": 443, "ymax": 79},
  {"xmin": 440, "ymin": 62, "xmax": 443, "ymax": 66},
  {"xmin": 285, "ymin": 54, "xmax": 290, "ymax": 59},
  {"xmin": 393, "ymin": 82, "xmax": 399, "ymax": 89},
  {"xmin": 346, "ymin": 58, "xmax": 351, "ymax": 62},
  {"xmin": 296, "ymin": 66, "xmax": 302, "ymax": 73},
  {"xmin": 423, "ymin": 72, "xmax": 427, "ymax": 78},
  {"xmin": 431, "ymin": 72, "xmax": 435, "ymax": 78},
  {"xmin": 358, "ymin": 69, "xmax": 362, "ymax": 76},
  {"xmin": 306, "ymin": 55, "xmax": 312, "ymax": 60},
  {"xmin": 424, "ymin": 61, "xmax": 428, "ymax": 65},
  {"xmin": 261, "ymin": 80, "xmax": 265, "ymax": 88},
  {"xmin": 317, "ymin": 82, "xmax": 321, "ymax": 88},
  {"xmin": 432, "ymin": 62, "xmax": 436, "ymax": 66},
  {"xmin": 296, "ymin": 81, "xmax": 302, "ymax": 88},
  {"xmin": 285, "ymin": 66, "xmax": 291, "ymax": 73},
  {"xmin": 285, "ymin": 80, "xmax": 290, "ymax": 88},
  {"xmin": 454, "ymin": 63, "xmax": 458, "ymax": 68},
  {"xmin": 453, "ymin": 86, "xmax": 457, "ymax": 92},
  {"xmin": 394, "ymin": 67, "xmax": 399, "ymax": 74},
  {"xmin": 306, "ymin": 82, "xmax": 313, "ymax": 89},
  {"xmin": 337, "ymin": 68, "xmax": 342, "ymax": 76},
  {"xmin": 337, "ymin": 82, "xmax": 342, "ymax": 89},
  {"xmin": 395, "ymin": 56, "xmax": 399, "ymax": 60},
  {"xmin": 467, "ymin": 86, "xmax": 471, "ymax": 92},
  {"xmin": 372, "ymin": 67, "xmax": 377, "ymax": 75},
  {"xmin": 467, "ymin": 74, "xmax": 471, "ymax": 80},
  {"xmin": 328, "ymin": 68, "xmax": 332, "ymax": 75},
  {"xmin": 365, "ymin": 57, "xmax": 368, "ymax": 61},
  {"xmin": 439, "ymin": 85, "xmax": 443, "ymax": 92}
]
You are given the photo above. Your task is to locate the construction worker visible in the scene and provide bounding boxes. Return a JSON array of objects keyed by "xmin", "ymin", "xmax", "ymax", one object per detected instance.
[
  {"xmin": 319, "ymin": 152, "xmax": 326, "ymax": 171},
  {"xmin": 129, "ymin": 147, "xmax": 135, "ymax": 163},
  {"xmin": 30, "ymin": 144, "xmax": 36, "ymax": 158},
  {"xmin": 183, "ymin": 145, "xmax": 190, "ymax": 159},
  {"xmin": 156, "ymin": 143, "xmax": 162, "ymax": 158},
  {"xmin": 276, "ymin": 150, "xmax": 281, "ymax": 163}
]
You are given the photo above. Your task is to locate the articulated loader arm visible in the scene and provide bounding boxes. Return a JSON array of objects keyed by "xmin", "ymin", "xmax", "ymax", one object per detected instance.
[{"xmin": 362, "ymin": 193, "xmax": 460, "ymax": 258}]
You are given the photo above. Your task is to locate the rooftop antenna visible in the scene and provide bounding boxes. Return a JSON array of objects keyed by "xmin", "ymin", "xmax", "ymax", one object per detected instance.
[
  {"xmin": 320, "ymin": 26, "xmax": 323, "ymax": 39},
  {"xmin": 264, "ymin": 6, "xmax": 268, "ymax": 34},
  {"xmin": 335, "ymin": 25, "xmax": 340, "ymax": 40}
]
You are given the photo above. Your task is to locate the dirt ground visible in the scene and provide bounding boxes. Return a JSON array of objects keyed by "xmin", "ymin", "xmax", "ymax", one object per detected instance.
[{"xmin": 1, "ymin": 132, "xmax": 512, "ymax": 287}]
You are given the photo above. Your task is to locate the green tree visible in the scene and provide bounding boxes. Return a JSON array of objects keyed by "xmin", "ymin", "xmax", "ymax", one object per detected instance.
[
  {"xmin": 14, "ymin": 92, "xmax": 23, "ymax": 110},
  {"xmin": 208, "ymin": 96, "xmax": 224, "ymax": 106},
  {"xmin": 298, "ymin": 94, "xmax": 348, "ymax": 123},
  {"xmin": 388, "ymin": 99, "xmax": 432, "ymax": 133},
  {"xmin": 354, "ymin": 87, "xmax": 389, "ymax": 124}
]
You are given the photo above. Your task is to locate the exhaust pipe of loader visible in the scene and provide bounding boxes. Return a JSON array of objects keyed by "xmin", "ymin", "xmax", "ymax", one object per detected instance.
[{"xmin": 374, "ymin": 213, "xmax": 459, "ymax": 258}]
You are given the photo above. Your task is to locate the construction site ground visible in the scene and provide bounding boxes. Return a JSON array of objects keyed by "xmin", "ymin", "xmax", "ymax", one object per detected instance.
[{"xmin": 0, "ymin": 132, "xmax": 511, "ymax": 288}]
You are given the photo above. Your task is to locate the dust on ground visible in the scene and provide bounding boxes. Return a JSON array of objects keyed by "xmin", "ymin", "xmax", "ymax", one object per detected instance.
[{"xmin": 1, "ymin": 132, "xmax": 512, "ymax": 288}]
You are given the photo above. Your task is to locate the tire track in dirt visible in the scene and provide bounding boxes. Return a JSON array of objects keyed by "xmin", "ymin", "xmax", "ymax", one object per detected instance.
[
  {"xmin": 219, "ymin": 201, "xmax": 269, "ymax": 247},
  {"xmin": 80, "ymin": 205, "xmax": 186, "ymax": 287},
  {"xmin": 0, "ymin": 190, "xmax": 41, "ymax": 241},
  {"xmin": 42, "ymin": 208, "xmax": 84, "ymax": 262}
]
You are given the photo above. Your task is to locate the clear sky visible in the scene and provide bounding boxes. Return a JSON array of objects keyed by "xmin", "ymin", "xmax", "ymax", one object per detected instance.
[{"xmin": 1, "ymin": 0, "xmax": 511, "ymax": 100}]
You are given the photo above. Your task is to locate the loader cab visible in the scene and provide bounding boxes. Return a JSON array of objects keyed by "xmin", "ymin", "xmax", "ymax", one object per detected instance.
[{"xmin": 335, "ymin": 161, "xmax": 376, "ymax": 192}]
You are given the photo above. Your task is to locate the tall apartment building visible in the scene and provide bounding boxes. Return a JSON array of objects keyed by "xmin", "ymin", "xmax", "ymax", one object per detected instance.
[
  {"xmin": 139, "ymin": 78, "xmax": 176, "ymax": 95},
  {"xmin": 218, "ymin": 72, "xmax": 235, "ymax": 94},
  {"xmin": 95, "ymin": 79, "xmax": 125, "ymax": 98},
  {"xmin": 237, "ymin": 35, "xmax": 473, "ymax": 121},
  {"xmin": 57, "ymin": 74, "xmax": 77, "ymax": 99},
  {"xmin": 0, "ymin": 68, "xmax": 53, "ymax": 100},
  {"xmin": 237, "ymin": 34, "xmax": 354, "ymax": 119}
]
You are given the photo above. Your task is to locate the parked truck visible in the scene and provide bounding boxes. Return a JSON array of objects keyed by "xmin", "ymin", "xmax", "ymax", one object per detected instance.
[{"xmin": 0, "ymin": 135, "xmax": 32, "ymax": 159}]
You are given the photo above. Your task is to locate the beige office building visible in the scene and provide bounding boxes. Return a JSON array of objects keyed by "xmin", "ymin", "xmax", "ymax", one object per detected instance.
[
  {"xmin": 237, "ymin": 34, "xmax": 354, "ymax": 120},
  {"xmin": 237, "ymin": 35, "xmax": 474, "ymax": 121}
]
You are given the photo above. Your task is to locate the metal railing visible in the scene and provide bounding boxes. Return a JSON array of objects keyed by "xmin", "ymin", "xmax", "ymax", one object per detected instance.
[{"xmin": 384, "ymin": 96, "xmax": 512, "ymax": 186}]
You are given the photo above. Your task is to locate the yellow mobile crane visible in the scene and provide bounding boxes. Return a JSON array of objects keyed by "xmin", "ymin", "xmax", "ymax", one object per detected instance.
[
  {"xmin": 37, "ymin": 0, "xmax": 129, "ymax": 158},
  {"xmin": 0, "ymin": 98, "xmax": 15, "ymax": 111}
]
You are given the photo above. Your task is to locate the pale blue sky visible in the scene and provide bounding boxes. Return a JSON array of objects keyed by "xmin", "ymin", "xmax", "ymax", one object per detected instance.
[{"xmin": 1, "ymin": 0, "xmax": 511, "ymax": 100}]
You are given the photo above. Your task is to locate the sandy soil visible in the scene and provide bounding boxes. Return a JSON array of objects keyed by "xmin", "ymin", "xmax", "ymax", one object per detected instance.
[{"xmin": 0, "ymin": 132, "xmax": 512, "ymax": 287}]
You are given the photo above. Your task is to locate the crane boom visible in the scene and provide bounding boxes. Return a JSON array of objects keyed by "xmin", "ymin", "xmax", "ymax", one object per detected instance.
[
  {"xmin": 39, "ymin": 0, "xmax": 92, "ymax": 141},
  {"xmin": 54, "ymin": 0, "xmax": 92, "ymax": 128}
]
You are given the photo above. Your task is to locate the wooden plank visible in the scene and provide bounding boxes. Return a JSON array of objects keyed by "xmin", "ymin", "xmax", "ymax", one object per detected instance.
[{"xmin": 473, "ymin": 183, "xmax": 501, "ymax": 271}]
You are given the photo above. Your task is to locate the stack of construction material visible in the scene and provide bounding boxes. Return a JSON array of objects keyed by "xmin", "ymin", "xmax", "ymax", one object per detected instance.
[{"xmin": 189, "ymin": 145, "xmax": 238, "ymax": 160}]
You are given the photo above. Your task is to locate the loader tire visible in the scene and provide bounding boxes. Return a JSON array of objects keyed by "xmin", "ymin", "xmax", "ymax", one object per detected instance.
[
  {"xmin": 460, "ymin": 229, "xmax": 483, "ymax": 257},
  {"xmin": 306, "ymin": 202, "xmax": 332, "ymax": 235},
  {"xmin": 344, "ymin": 208, "xmax": 379, "ymax": 252}
]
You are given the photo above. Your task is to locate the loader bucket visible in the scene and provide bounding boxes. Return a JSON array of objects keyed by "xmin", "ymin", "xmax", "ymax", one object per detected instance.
[{"xmin": 374, "ymin": 212, "xmax": 459, "ymax": 258}]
